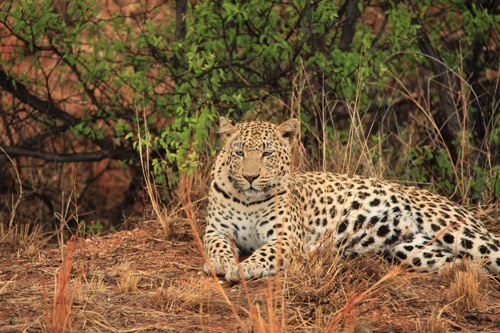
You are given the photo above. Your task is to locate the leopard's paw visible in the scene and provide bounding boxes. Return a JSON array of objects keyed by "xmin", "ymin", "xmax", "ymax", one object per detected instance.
[
  {"xmin": 204, "ymin": 257, "xmax": 237, "ymax": 277},
  {"xmin": 225, "ymin": 265, "xmax": 253, "ymax": 283}
]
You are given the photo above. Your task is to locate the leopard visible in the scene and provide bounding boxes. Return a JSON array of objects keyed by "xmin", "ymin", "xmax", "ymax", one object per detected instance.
[{"xmin": 203, "ymin": 117, "xmax": 500, "ymax": 283}]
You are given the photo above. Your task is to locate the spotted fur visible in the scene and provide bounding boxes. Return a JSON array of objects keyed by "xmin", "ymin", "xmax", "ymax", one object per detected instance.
[{"xmin": 203, "ymin": 118, "xmax": 500, "ymax": 282}]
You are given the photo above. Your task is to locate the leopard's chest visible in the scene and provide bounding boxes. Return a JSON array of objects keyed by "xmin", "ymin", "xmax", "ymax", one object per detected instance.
[{"xmin": 215, "ymin": 200, "xmax": 280, "ymax": 252}]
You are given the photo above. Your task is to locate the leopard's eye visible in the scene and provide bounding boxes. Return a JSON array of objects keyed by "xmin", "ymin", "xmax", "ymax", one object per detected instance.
[
  {"xmin": 235, "ymin": 150, "xmax": 244, "ymax": 157},
  {"xmin": 262, "ymin": 151, "xmax": 274, "ymax": 157}
]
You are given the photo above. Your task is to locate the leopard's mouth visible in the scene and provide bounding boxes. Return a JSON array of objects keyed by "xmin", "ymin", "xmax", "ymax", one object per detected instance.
[
  {"xmin": 244, "ymin": 188, "xmax": 264, "ymax": 197},
  {"xmin": 243, "ymin": 182, "xmax": 276, "ymax": 197}
]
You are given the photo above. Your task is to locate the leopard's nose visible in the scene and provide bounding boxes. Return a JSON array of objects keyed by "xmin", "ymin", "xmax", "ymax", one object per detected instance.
[{"xmin": 243, "ymin": 173, "xmax": 260, "ymax": 184}]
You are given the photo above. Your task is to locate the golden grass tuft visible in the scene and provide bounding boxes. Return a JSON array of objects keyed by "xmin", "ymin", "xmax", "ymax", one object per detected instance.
[
  {"xmin": 447, "ymin": 262, "xmax": 483, "ymax": 315},
  {"xmin": 1, "ymin": 222, "xmax": 48, "ymax": 258},
  {"xmin": 155, "ymin": 277, "xmax": 227, "ymax": 313},
  {"xmin": 277, "ymin": 237, "xmax": 397, "ymax": 331},
  {"xmin": 418, "ymin": 307, "xmax": 449, "ymax": 333},
  {"xmin": 0, "ymin": 148, "xmax": 50, "ymax": 258},
  {"xmin": 74, "ymin": 272, "xmax": 106, "ymax": 305},
  {"xmin": 118, "ymin": 265, "xmax": 140, "ymax": 295}
]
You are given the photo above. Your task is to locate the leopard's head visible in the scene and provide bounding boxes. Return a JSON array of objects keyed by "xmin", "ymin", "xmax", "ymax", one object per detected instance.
[{"xmin": 216, "ymin": 117, "xmax": 299, "ymax": 197}]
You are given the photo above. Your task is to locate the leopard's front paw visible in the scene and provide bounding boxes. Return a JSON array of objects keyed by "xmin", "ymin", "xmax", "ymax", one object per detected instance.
[
  {"xmin": 225, "ymin": 264, "xmax": 253, "ymax": 283},
  {"xmin": 204, "ymin": 257, "xmax": 237, "ymax": 276}
]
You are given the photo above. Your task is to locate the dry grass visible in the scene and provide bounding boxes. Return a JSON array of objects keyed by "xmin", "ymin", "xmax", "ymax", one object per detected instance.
[
  {"xmin": 136, "ymin": 110, "xmax": 176, "ymax": 239},
  {"xmin": 282, "ymin": 248, "xmax": 386, "ymax": 331},
  {"xmin": 441, "ymin": 260, "xmax": 487, "ymax": 316},
  {"xmin": 449, "ymin": 268, "xmax": 481, "ymax": 314},
  {"xmin": 42, "ymin": 235, "xmax": 83, "ymax": 332},
  {"xmin": 117, "ymin": 264, "xmax": 140, "ymax": 294},
  {"xmin": 1, "ymin": 222, "xmax": 48, "ymax": 258},
  {"xmin": 0, "ymin": 149, "xmax": 50, "ymax": 258},
  {"xmin": 74, "ymin": 272, "xmax": 106, "ymax": 305},
  {"xmin": 155, "ymin": 277, "xmax": 227, "ymax": 313},
  {"xmin": 418, "ymin": 307, "xmax": 449, "ymax": 333}
]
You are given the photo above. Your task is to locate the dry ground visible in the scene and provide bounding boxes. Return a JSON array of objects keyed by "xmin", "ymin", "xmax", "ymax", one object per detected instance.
[{"xmin": 1, "ymin": 217, "xmax": 500, "ymax": 332}]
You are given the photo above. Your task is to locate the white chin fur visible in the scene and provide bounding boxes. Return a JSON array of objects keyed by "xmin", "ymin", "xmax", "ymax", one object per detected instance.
[{"xmin": 244, "ymin": 189, "xmax": 264, "ymax": 197}]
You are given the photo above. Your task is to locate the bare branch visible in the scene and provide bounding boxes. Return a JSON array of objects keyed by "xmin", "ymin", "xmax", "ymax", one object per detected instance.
[
  {"xmin": 412, "ymin": 17, "xmax": 461, "ymax": 141},
  {"xmin": 339, "ymin": 0, "xmax": 360, "ymax": 52},
  {"xmin": 0, "ymin": 69, "xmax": 78, "ymax": 126},
  {"xmin": 0, "ymin": 146, "xmax": 117, "ymax": 162},
  {"xmin": 175, "ymin": 0, "xmax": 188, "ymax": 42}
]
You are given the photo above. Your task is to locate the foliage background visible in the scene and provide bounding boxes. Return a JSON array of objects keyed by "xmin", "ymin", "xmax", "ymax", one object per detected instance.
[{"xmin": 0, "ymin": 0, "xmax": 499, "ymax": 232}]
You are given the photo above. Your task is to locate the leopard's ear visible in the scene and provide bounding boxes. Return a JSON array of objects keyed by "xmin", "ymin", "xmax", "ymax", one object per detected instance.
[
  {"xmin": 276, "ymin": 118, "xmax": 300, "ymax": 145},
  {"xmin": 218, "ymin": 117, "xmax": 239, "ymax": 144}
]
